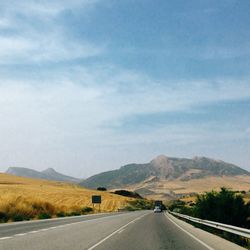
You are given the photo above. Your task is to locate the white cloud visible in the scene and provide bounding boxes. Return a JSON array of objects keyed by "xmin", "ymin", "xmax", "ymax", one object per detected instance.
[
  {"xmin": 0, "ymin": 68, "xmax": 250, "ymax": 175},
  {"xmin": 98, "ymin": 78, "xmax": 250, "ymax": 119},
  {"xmin": 0, "ymin": 35, "xmax": 103, "ymax": 64},
  {"xmin": 1, "ymin": 1, "xmax": 100, "ymax": 18},
  {"xmin": 1, "ymin": 68, "xmax": 250, "ymax": 138},
  {"xmin": 0, "ymin": 18, "xmax": 11, "ymax": 28},
  {"xmin": 0, "ymin": 0, "xmax": 104, "ymax": 64}
]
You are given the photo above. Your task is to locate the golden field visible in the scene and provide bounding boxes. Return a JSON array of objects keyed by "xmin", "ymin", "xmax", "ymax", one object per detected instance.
[{"xmin": 0, "ymin": 173, "xmax": 133, "ymax": 221}]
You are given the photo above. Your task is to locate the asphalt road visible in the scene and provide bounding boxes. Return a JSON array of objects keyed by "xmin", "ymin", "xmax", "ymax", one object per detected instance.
[
  {"xmin": 0, "ymin": 212, "xmax": 120, "ymax": 238},
  {"xmin": 0, "ymin": 211, "xmax": 245, "ymax": 250}
]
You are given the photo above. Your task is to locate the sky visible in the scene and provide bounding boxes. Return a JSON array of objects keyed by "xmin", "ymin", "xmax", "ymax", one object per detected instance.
[{"xmin": 0, "ymin": 0, "xmax": 250, "ymax": 178}]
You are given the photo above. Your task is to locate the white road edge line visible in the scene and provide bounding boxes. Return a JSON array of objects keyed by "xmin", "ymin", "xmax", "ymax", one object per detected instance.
[
  {"xmin": 0, "ymin": 237, "xmax": 13, "ymax": 240},
  {"xmin": 165, "ymin": 213, "xmax": 214, "ymax": 250},
  {"xmin": 118, "ymin": 229, "xmax": 125, "ymax": 234},
  {"xmin": 3, "ymin": 212, "xmax": 129, "ymax": 239},
  {"xmin": 87, "ymin": 213, "xmax": 148, "ymax": 250},
  {"xmin": 14, "ymin": 233, "xmax": 27, "ymax": 236}
]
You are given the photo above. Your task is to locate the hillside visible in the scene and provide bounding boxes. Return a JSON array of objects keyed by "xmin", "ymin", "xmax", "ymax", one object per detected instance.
[
  {"xmin": 6, "ymin": 167, "xmax": 80, "ymax": 183},
  {"xmin": 0, "ymin": 173, "xmax": 133, "ymax": 220},
  {"xmin": 80, "ymin": 155, "xmax": 250, "ymax": 199}
]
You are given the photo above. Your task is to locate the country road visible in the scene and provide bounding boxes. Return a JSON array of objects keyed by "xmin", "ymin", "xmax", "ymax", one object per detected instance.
[{"xmin": 0, "ymin": 211, "xmax": 245, "ymax": 250}]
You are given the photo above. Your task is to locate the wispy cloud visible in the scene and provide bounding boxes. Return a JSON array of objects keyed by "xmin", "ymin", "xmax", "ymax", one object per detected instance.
[
  {"xmin": 0, "ymin": 0, "xmax": 104, "ymax": 64},
  {"xmin": 0, "ymin": 35, "xmax": 103, "ymax": 64},
  {"xmin": 0, "ymin": 0, "xmax": 100, "ymax": 18},
  {"xmin": 1, "ymin": 67, "xmax": 250, "ymax": 136},
  {"xmin": 1, "ymin": 69, "xmax": 249, "ymax": 174}
]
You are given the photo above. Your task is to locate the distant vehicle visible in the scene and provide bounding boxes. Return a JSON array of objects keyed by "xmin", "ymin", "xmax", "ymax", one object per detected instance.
[
  {"xmin": 155, "ymin": 200, "xmax": 163, "ymax": 207},
  {"xmin": 153, "ymin": 206, "xmax": 162, "ymax": 213}
]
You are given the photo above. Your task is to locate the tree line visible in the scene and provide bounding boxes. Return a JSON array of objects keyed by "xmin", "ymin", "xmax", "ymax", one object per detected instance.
[{"xmin": 169, "ymin": 187, "xmax": 250, "ymax": 229}]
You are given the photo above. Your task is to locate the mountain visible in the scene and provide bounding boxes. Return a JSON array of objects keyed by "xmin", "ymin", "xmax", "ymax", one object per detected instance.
[
  {"xmin": 41, "ymin": 168, "xmax": 81, "ymax": 182},
  {"xmin": 80, "ymin": 155, "xmax": 250, "ymax": 199},
  {"xmin": 6, "ymin": 167, "xmax": 80, "ymax": 183}
]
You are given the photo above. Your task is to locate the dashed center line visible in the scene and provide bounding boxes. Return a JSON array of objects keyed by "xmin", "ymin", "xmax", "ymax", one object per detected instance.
[
  {"xmin": 0, "ymin": 226, "xmax": 64, "ymax": 240},
  {"xmin": 87, "ymin": 213, "xmax": 148, "ymax": 250},
  {"xmin": 0, "ymin": 212, "xmax": 143, "ymax": 242}
]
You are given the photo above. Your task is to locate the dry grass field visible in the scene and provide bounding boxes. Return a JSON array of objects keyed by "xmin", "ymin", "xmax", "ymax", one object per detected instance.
[
  {"xmin": 0, "ymin": 173, "xmax": 133, "ymax": 222},
  {"xmin": 127, "ymin": 175, "xmax": 250, "ymax": 200},
  {"xmin": 164, "ymin": 175, "xmax": 250, "ymax": 194}
]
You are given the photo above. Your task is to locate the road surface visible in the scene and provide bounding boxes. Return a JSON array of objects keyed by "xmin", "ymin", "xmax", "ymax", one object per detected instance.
[{"xmin": 0, "ymin": 211, "xmax": 245, "ymax": 250}]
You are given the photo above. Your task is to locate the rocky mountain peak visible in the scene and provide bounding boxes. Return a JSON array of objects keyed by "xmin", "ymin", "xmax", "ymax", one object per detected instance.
[
  {"xmin": 150, "ymin": 155, "xmax": 171, "ymax": 168},
  {"xmin": 150, "ymin": 155, "xmax": 174, "ymax": 178},
  {"xmin": 42, "ymin": 168, "xmax": 57, "ymax": 174},
  {"xmin": 80, "ymin": 155, "xmax": 250, "ymax": 193}
]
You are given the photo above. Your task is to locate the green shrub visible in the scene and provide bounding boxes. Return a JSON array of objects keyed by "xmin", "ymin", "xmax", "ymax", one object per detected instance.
[
  {"xmin": 82, "ymin": 207, "xmax": 93, "ymax": 213},
  {"xmin": 128, "ymin": 199, "xmax": 154, "ymax": 210},
  {"xmin": 0, "ymin": 211, "xmax": 9, "ymax": 222},
  {"xmin": 113, "ymin": 190, "xmax": 143, "ymax": 199},
  {"xmin": 38, "ymin": 213, "xmax": 51, "ymax": 219},
  {"xmin": 12, "ymin": 214, "xmax": 31, "ymax": 221},
  {"xmin": 69, "ymin": 211, "xmax": 81, "ymax": 216},
  {"xmin": 123, "ymin": 206, "xmax": 136, "ymax": 211},
  {"xmin": 194, "ymin": 187, "xmax": 249, "ymax": 228},
  {"xmin": 56, "ymin": 211, "xmax": 65, "ymax": 217}
]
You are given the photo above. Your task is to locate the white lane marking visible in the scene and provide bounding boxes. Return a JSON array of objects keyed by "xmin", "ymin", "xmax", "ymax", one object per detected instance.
[
  {"xmin": 87, "ymin": 213, "xmax": 148, "ymax": 250},
  {"xmin": 0, "ymin": 237, "xmax": 13, "ymax": 240},
  {"xmin": 165, "ymin": 213, "xmax": 214, "ymax": 250},
  {"xmin": 56, "ymin": 225, "xmax": 65, "ymax": 228},
  {"xmin": 118, "ymin": 229, "xmax": 125, "ymax": 234},
  {"xmin": 3, "ymin": 212, "xmax": 141, "ymax": 240},
  {"xmin": 14, "ymin": 233, "xmax": 27, "ymax": 236},
  {"xmin": 0, "ymin": 212, "xmax": 112, "ymax": 227}
]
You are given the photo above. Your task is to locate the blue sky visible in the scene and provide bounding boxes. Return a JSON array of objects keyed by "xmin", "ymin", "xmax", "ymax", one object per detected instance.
[{"xmin": 0, "ymin": 0, "xmax": 250, "ymax": 177}]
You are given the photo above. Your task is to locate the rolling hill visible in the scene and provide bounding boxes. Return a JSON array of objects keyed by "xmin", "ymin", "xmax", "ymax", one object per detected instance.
[
  {"xmin": 6, "ymin": 167, "xmax": 81, "ymax": 183},
  {"xmin": 80, "ymin": 155, "xmax": 250, "ymax": 199}
]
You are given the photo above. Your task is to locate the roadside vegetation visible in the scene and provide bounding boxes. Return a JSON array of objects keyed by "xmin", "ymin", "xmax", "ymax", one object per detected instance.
[
  {"xmin": 112, "ymin": 190, "xmax": 143, "ymax": 199},
  {"xmin": 109, "ymin": 189, "xmax": 155, "ymax": 211},
  {"xmin": 169, "ymin": 187, "xmax": 250, "ymax": 228},
  {"xmin": 124, "ymin": 199, "xmax": 155, "ymax": 211},
  {"xmin": 168, "ymin": 187, "xmax": 250, "ymax": 247}
]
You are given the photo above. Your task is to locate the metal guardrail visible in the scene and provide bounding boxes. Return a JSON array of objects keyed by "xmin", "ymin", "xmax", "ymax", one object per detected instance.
[{"xmin": 169, "ymin": 211, "xmax": 250, "ymax": 238}]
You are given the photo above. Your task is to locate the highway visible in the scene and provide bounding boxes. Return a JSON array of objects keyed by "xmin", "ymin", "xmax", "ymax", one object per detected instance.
[{"xmin": 0, "ymin": 211, "xmax": 245, "ymax": 250}]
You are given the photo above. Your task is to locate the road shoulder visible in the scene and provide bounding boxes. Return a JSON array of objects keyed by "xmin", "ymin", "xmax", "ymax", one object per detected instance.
[{"xmin": 165, "ymin": 212, "xmax": 246, "ymax": 250}]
